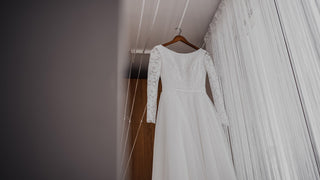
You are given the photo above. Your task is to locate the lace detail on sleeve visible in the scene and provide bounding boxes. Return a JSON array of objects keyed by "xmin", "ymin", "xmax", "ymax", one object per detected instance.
[
  {"xmin": 147, "ymin": 47, "xmax": 161, "ymax": 124},
  {"xmin": 204, "ymin": 53, "xmax": 230, "ymax": 127}
]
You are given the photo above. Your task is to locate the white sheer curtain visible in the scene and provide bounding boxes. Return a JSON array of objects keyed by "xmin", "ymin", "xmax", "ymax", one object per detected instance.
[
  {"xmin": 204, "ymin": 0, "xmax": 320, "ymax": 179},
  {"xmin": 274, "ymin": 0, "xmax": 320, "ymax": 168}
]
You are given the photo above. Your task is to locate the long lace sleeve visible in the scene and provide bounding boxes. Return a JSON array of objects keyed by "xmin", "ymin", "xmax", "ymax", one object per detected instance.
[
  {"xmin": 147, "ymin": 47, "xmax": 161, "ymax": 124},
  {"xmin": 204, "ymin": 52, "xmax": 230, "ymax": 127}
]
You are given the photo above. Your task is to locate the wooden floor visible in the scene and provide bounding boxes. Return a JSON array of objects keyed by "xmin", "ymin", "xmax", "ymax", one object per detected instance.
[{"xmin": 128, "ymin": 78, "xmax": 162, "ymax": 180}]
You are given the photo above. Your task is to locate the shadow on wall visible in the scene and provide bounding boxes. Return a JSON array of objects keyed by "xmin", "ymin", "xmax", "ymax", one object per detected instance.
[{"xmin": 2, "ymin": 1, "xmax": 121, "ymax": 179}]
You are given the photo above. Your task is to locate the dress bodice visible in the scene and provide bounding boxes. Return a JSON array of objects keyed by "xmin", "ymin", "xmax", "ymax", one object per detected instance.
[
  {"xmin": 146, "ymin": 44, "xmax": 229, "ymax": 127},
  {"xmin": 157, "ymin": 44, "xmax": 207, "ymax": 92}
]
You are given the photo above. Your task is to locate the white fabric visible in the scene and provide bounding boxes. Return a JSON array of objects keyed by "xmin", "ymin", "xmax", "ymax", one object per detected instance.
[
  {"xmin": 275, "ymin": 0, "xmax": 320, "ymax": 166},
  {"xmin": 147, "ymin": 44, "xmax": 237, "ymax": 180},
  {"xmin": 204, "ymin": 0, "xmax": 320, "ymax": 179}
]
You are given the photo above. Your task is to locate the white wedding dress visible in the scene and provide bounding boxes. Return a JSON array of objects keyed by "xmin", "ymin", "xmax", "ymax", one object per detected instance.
[{"xmin": 147, "ymin": 44, "xmax": 237, "ymax": 180}]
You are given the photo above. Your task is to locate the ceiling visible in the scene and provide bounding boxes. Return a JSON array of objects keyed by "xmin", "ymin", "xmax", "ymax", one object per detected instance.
[{"xmin": 123, "ymin": 0, "xmax": 221, "ymax": 78}]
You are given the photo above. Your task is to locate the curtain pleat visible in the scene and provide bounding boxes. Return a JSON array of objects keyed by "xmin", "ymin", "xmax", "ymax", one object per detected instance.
[{"xmin": 204, "ymin": 0, "xmax": 320, "ymax": 179}]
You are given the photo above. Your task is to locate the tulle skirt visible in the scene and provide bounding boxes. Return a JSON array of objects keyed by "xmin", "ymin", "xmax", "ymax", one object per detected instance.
[{"xmin": 151, "ymin": 89, "xmax": 237, "ymax": 180}]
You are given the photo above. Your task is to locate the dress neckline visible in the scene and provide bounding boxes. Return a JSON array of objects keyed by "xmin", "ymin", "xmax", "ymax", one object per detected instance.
[{"xmin": 158, "ymin": 44, "xmax": 203, "ymax": 55}]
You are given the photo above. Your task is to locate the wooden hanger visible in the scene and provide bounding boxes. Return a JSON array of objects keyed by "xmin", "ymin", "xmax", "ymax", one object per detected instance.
[{"xmin": 162, "ymin": 28, "xmax": 199, "ymax": 50}]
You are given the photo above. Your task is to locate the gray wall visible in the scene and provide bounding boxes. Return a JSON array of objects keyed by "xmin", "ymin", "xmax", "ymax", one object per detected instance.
[{"xmin": 2, "ymin": 1, "xmax": 119, "ymax": 179}]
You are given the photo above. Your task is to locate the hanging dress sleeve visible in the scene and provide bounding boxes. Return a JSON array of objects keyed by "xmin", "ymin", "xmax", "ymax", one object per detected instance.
[
  {"xmin": 146, "ymin": 47, "xmax": 162, "ymax": 124},
  {"xmin": 204, "ymin": 52, "xmax": 230, "ymax": 127}
]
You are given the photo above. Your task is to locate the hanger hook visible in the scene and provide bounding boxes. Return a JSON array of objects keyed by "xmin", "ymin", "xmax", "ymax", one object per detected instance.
[{"xmin": 175, "ymin": 27, "xmax": 182, "ymax": 35}]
